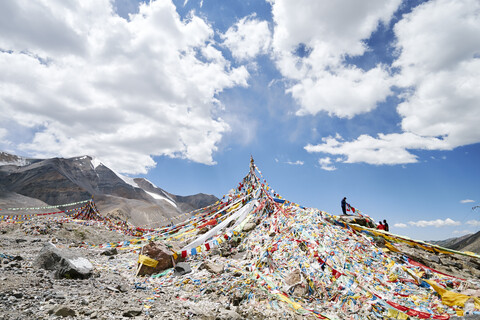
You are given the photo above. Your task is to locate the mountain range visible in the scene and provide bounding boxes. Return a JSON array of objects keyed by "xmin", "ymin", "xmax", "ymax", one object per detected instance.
[
  {"xmin": 0, "ymin": 151, "xmax": 218, "ymax": 227},
  {"xmin": 429, "ymin": 231, "xmax": 480, "ymax": 254}
]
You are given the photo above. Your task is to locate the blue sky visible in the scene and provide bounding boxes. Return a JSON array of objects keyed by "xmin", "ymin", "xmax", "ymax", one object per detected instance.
[{"xmin": 0, "ymin": 0, "xmax": 479, "ymax": 241}]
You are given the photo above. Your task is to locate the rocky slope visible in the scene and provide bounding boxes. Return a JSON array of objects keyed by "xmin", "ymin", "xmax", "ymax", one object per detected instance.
[
  {"xmin": 0, "ymin": 152, "xmax": 218, "ymax": 227},
  {"xmin": 430, "ymin": 231, "xmax": 480, "ymax": 255}
]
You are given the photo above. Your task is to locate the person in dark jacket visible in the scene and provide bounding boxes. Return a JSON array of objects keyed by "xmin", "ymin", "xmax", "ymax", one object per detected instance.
[
  {"xmin": 341, "ymin": 197, "xmax": 347, "ymax": 215},
  {"xmin": 383, "ymin": 219, "xmax": 389, "ymax": 232}
]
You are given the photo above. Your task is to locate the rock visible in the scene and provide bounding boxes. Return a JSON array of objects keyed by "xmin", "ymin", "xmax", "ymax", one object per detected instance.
[
  {"xmin": 136, "ymin": 241, "xmax": 181, "ymax": 276},
  {"xmin": 173, "ymin": 262, "xmax": 192, "ymax": 276},
  {"xmin": 229, "ymin": 236, "xmax": 242, "ymax": 248},
  {"xmin": 231, "ymin": 292, "xmax": 244, "ymax": 306},
  {"xmin": 218, "ymin": 309, "xmax": 242, "ymax": 319},
  {"xmin": 117, "ymin": 284, "xmax": 129, "ymax": 293},
  {"xmin": 48, "ymin": 305, "xmax": 76, "ymax": 317},
  {"xmin": 100, "ymin": 248, "xmax": 118, "ymax": 256},
  {"xmin": 284, "ymin": 269, "xmax": 309, "ymax": 296},
  {"xmin": 209, "ymin": 248, "xmax": 221, "ymax": 256},
  {"xmin": 106, "ymin": 286, "xmax": 119, "ymax": 292},
  {"xmin": 427, "ymin": 254, "xmax": 441, "ymax": 264},
  {"xmin": 199, "ymin": 261, "xmax": 224, "ymax": 274},
  {"xmin": 8, "ymin": 261, "xmax": 21, "ymax": 268},
  {"xmin": 34, "ymin": 243, "xmax": 93, "ymax": 279},
  {"xmin": 197, "ymin": 227, "xmax": 209, "ymax": 234},
  {"xmin": 285, "ymin": 269, "xmax": 302, "ymax": 286},
  {"xmin": 123, "ymin": 308, "xmax": 143, "ymax": 317},
  {"xmin": 242, "ymin": 222, "xmax": 256, "ymax": 232},
  {"xmin": 373, "ymin": 236, "xmax": 386, "ymax": 248}
]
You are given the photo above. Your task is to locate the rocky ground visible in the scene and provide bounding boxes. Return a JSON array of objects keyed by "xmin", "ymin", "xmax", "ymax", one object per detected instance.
[
  {"xmin": 1, "ymin": 217, "xmax": 480, "ymax": 320},
  {"xmin": 0, "ymin": 219, "xmax": 306, "ymax": 320}
]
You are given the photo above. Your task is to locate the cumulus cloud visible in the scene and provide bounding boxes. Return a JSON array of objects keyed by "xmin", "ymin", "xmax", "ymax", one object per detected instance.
[
  {"xmin": 408, "ymin": 218, "xmax": 460, "ymax": 228},
  {"xmin": 460, "ymin": 199, "xmax": 475, "ymax": 204},
  {"xmin": 304, "ymin": 0, "xmax": 480, "ymax": 166},
  {"xmin": 222, "ymin": 14, "xmax": 271, "ymax": 61},
  {"xmin": 286, "ymin": 160, "xmax": 304, "ymax": 166},
  {"xmin": 394, "ymin": 223, "xmax": 407, "ymax": 228},
  {"xmin": 453, "ymin": 230, "xmax": 473, "ymax": 235},
  {"xmin": 393, "ymin": 0, "xmax": 480, "ymax": 147},
  {"xmin": 269, "ymin": 0, "xmax": 400, "ymax": 118},
  {"xmin": 466, "ymin": 220, "xmax": 480, "ymax": 227},
  {"xmin": 0, "ymin": 0, "xmax": 249, "ymax": 174},
  {"xmin": 305, "ymin": 133, "xmax": 449, "ymax": 165},
  {"xmin": 318, "ymin": 157, "xmax": 336, "ymax": 171}
]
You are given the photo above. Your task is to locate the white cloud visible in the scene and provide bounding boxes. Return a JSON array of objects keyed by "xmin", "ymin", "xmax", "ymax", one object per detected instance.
[
  {"xmin": 318, "ymin": 157, "xmax": 336, "ymax": 171},
  {"xmin": 269, "ymin": 0, "xmax": 401, "ymax": 118},
  {"xmin": 286, "ymin": 160, "xmax": 303, "ymax": 166},
  {"xmin": 394, "ymin": 223, "xmax": 407, "ymax": 228},
  {"xmin": 0, "ymin": 0, "xmax": 249, "ymax": 174},
  {"xmin": 305, "ymin": 133, "xmax": 449, "ymax": 165},
  {"xmin": 453, "ymin": 230, "xmax": 473, "ymax": 235},
  {"xmin": 460, "ymin": 199, "xmax": 475, "ymax": 204},
  {"xmin": 466, "ymin": 220, "xmax": 480, "ymax": 227},
  {"xmin": 303, "ymin": 0, "xmax": 480, "ymax": 166},
  {"xmin": 394, "ymin": 0, "xmax": 480, "ymax": 148},
  {"xmin": 0, "ymin": 128, "xmax": 6, "ymax": 141},
  {"xmin": 408, "ymin": 218, "xmax": 461, "ymax": 228},
  {"xmin": 222, "ymin": 14, "xmax": 271, "ymax": 61},
  {"xmin": 394, "ymin": 0, "xmax": 480, "ymax": 149}
]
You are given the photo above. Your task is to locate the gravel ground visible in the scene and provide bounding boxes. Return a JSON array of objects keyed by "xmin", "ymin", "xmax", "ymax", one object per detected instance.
[{"xmin": 0, "ymin": 219, "xmax": 306, "ymax": 320}]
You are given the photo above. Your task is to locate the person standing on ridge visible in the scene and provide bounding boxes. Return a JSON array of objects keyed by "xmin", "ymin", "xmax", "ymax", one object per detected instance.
[
  {"xmin": 377, "ymin": 221, "xmax": 385, "ymax": 230},
  {"xmin": 341, "ymin": 197, "xmax": 348, "ymax": 215},
  {"xmin": 383, "ymin": 219, "xmax": 389, "ymax": 232}
]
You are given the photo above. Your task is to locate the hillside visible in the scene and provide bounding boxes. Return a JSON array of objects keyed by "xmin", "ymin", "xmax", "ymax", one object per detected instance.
[
  {"xmin": 430, "ymin": 231, "xmax": 480, "ymax": 255},
  {"xmin": 0, "ymin": 152, "xmax": 217, "ymax": 227}
]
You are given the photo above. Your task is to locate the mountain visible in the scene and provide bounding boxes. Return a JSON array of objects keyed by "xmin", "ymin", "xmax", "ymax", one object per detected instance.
[
  {"xmin": 0, "ymin": 152, "xmax": 218, "ymax": 227},
  {"xmin": 429, "ymin": 231, "xmax": 480, "ymax": 254}
]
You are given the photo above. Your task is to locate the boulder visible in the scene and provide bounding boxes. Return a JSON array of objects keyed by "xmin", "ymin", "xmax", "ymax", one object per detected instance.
[
  {"xmin": 173, "ymin": 262, "xmax": 192, "ymax": 276},
  {"xmin": 231, "ymin": 291, "xmax": 245, "ymax": 306},
  {"xmin": 123, "ymin": 308, "xmax": 143, "ymax": 317},
  {"xmin": 284, "ymin": 269, "xmax": 302, "ymax": 286},
  {"xmin": 199, "ymin": 261, "xmax": 224, "ymax": 274},
  {"xmin": 48, "ymin": 305, "xmax": 76, "ymax": 317},
  {"xmin": 284, "ymin": 269, "xmax": 309, "ymax": 296},
  {"xmin": 338, "ymin": 215, "xmax": 376, "ymax": 228},
  {"xmin": 100, "ymin": 248, "xmax": 118, "ymax": 256},
  {"xmin": 34, "ymin": 243, "xmax": 93, "ymax": 279},
  {"xmin": 242, "ymin": 222, "xmax": 256, "ymax": 232},
  {"xmin": 136, "ymin": 241, "xmax": 182, "ymax": 276}
]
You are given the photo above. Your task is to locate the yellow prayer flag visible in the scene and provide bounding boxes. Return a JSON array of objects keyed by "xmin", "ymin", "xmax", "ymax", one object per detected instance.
[
  {"xmin": 138, "ymin": 254, "xmax": 159, "ymax": 268},
  {"xmin": 425, "ymin": 280, "xmax": 480, "ymax": 308}
]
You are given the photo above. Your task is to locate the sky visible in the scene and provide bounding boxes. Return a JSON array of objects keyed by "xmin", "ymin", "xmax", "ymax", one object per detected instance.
[{"xmin": 0, "ymin": 0, "xmax": 479, "ymax": 241}]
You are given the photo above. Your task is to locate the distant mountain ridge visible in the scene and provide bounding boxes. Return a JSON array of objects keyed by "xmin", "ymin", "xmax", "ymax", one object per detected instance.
[
  {"xmin": 429, "ymin": 231, "xmax": 480, "ymax": 254},
  {"xmin": 0, "ymin": 152, "xmax": 218, "ymax": 227}
]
